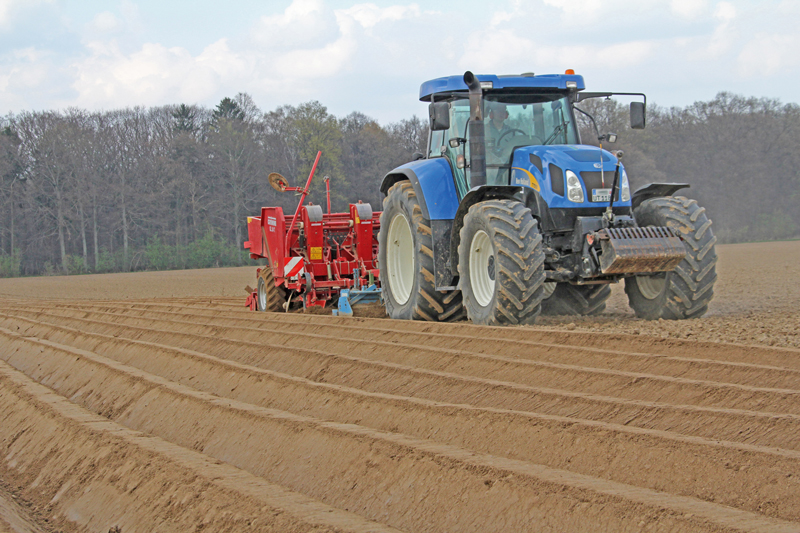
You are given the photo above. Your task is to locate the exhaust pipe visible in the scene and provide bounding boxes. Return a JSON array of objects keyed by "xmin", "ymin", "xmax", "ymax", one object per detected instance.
[{"xmin": 464, "ymin": 71, "xmax": 486, "ymax": 188}]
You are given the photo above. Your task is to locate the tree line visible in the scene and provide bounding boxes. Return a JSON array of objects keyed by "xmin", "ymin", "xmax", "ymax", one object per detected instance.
[
  {"xmin": 0, "ymin": 94, "xmax": 425, "ymax": 276},
  {"xmin": 1, "ymin": 91, "xmax": 798, "ymax": 277}
]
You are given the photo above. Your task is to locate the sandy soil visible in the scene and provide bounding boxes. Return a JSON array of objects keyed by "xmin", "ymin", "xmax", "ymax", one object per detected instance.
[
  {"xmin": 0, "ymin": 240, "xmax": 798, "ymax": 532},
  {"xmin": 538, "ymin": 240, "xmax": 800, "ymax": 348}
]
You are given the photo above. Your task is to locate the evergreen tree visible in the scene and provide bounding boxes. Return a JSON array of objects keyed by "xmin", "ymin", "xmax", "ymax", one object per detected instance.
[
  {"xmin": 212, "ymin": 97, "xmax": 245, "ymax": 122},
  {"xmin": 172, "ymin": 104, "xmax": 198, "ymax": 133}
]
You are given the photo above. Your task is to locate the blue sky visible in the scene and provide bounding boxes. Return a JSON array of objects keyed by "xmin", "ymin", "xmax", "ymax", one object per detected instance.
[{"xmin": 1, "ymin": 0, "xmax": 797, "ymax": 123}]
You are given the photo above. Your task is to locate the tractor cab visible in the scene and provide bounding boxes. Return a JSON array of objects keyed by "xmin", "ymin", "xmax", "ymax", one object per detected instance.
[{"xmin": 422, "ymin": 72, "xmax": 646, "ymax": 208}]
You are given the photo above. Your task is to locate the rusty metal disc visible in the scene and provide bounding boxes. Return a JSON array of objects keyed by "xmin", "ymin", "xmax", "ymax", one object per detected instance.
[{"xmin": 268, "ymin": 173, "xmax": 289, "ymax": 192}]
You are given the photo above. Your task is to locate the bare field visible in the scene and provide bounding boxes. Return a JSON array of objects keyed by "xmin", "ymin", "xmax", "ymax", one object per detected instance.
[{"xmin": 0, "ymin": 240, "xmax": 799, "ymax": 532}]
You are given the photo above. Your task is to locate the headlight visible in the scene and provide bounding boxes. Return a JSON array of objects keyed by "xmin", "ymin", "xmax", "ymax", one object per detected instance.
[
  {"xmin": 620, "ymin": 168, "xmax": 630, "ymax": 202},
  {"xmin": 565, "ymin": 170, "xmax": 584, "ymax": 203}
]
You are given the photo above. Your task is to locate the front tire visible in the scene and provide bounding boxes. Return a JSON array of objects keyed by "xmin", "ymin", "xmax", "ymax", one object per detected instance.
[
  {"xmin": 378, "ymin": 181, "xmax": 465, "ymax": 321},
  {"xmin": 625, "ymin": 196, "xmax": 717, "ymax": 319},
  {"xmin": 458, "ymin": 200, "xmax": 545, "ymax": 326}
]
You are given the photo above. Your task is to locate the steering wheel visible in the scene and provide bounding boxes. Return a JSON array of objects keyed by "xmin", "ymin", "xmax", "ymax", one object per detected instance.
[
  {"xmin": 496, "ymin": 129, "xmax": 544, "ymax": 151},
  {"xmin": 497, "ymin": 129, "xmax": 526, "ymax": 145}
]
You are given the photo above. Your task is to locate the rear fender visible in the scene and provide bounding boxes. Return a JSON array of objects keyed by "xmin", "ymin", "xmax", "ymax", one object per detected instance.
[
  {"xmin": 382, "ymin": 158, "xmax": 462, "ymax": 290},
  {"xmin": 448, "ymin": 185, "xmax": 525, "ymax": 279},
  {"xmin": 631, "ymin": 183, "xmax": 690, "ymax": 210},
  {"xmin": 380, "ymin": 158, "xmax": 459, "ymax": 220}
]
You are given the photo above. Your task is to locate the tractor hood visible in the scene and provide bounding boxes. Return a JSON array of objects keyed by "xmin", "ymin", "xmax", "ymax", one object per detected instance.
[{"xmin": 510, "ymin": 145, "xmax": 631, "ymax": 210}]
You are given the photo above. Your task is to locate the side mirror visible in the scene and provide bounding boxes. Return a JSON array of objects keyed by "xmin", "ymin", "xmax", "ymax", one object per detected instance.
[
  {"xmin": 429, "ymin": 102, "xmax": 450, "ymax": 131},
  {"xmin": 448, "ymin": 137, "xmax": 466, "ymax": 148},
  {"xmin": 600, "ymin": 133, "xmax": 617, "ymax": 143},
  {"xmin": 630, "ymin": 102, "xmax": 646, "ymax": 129}
]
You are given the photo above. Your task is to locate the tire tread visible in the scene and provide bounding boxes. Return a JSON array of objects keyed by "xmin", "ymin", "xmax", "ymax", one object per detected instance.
[{"xmin": 625, "ymin": 195, "xmax": 717, "ymax": 319}]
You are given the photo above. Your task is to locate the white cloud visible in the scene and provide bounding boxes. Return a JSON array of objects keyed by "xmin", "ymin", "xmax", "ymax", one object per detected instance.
[
  {"xmin": 459, "ymin": 25, "xmax": 654, "ymax": 74},
  {"xmin": 713, "ymin": 1, "xmax": 736, "ymax": 22},
  {"xmin": 89, "ymin": 12, "xmax": 121, "ymax": 33},
  {"xmin": 541, "ymin": 0, "xmax": 656, "ymax": 24},
  {"xmin": 737, "ymin": 33, "xmax": 800, "ymax": 77},
  {"xmin": 1, "ymin": 0, "xmax": 799, "ymax": 123},
  {"xmin": 252, "ymin": 0, "xmax": 336, "ymax": 50},
  {"xmin": 706, "ymin": 0, "xmax": 737, "ymax": 57},
  {"xmin": 69, "ymin": 39, "xmax": 250, "ymax": 108},
  {"xmin": 0, "ymin": 0, "xmax": 52, "ymax": 26},
  {"xmin": 0, "ymin": 47, "xmax": 60, "ymax": 111},
  {"xmin": 339, "ymin": 3, "xmax": 420, "ymax": 29},
  {"xmin": 458, "ymin": 29, "xmax": 534, "ymax": 72},
  {"xmin": 65, "ymin": 0, "xmax": 429, "ymax": 109},
  {"xmin": 670, "ymin": 0, "xmax": 707, "ymax": 19},
  {"xmin": 542, "ymin": 0, "xmax": 603, "ymax": 18}
]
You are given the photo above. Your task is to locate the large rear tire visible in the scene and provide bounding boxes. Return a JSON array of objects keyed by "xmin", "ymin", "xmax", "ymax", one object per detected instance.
[
  {"xmin": 379, "ymin": 181, "xmax": 465, "ymax": 321},
  {"xmin": 257, "ymin": 266, "xmax": 284, "ymax": 312},
  {"xmin": 458, "ymin": 200, "xmax": 545, "ymax": 326},
  {"xmin": 625, "ymin": 196, "xmax": 717, "ymax": 320},
  {"xmin": 541, "ymin": 283, "xmax": 612, "ymax": 316}
]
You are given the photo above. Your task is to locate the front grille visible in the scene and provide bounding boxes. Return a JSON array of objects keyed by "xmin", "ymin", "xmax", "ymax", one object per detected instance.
[{"xmin": 580, "ymin": 171, "xmax": 620, "ymax": 201}]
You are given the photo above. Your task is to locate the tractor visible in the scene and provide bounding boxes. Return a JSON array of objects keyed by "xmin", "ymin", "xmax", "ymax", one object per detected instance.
[{"xmin": 378, "ymin": 71, "xmax": 717, "ymax": 326}]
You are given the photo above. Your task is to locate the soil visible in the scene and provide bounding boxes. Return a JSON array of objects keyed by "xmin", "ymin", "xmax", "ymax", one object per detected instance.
[{"xmin": 0, "ymin": 240, "xmax": 798, "ymax": 532}]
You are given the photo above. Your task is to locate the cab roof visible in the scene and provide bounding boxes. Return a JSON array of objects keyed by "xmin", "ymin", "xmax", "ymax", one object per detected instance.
[{"xmin": 419, "ymin": 73, "xmax": 585, "ymax": 101}]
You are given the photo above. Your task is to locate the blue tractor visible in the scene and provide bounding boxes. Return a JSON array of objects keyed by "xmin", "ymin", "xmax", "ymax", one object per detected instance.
[{"xmin": 378, "ymin": 71, "xmax": 717, "ymax": 326}]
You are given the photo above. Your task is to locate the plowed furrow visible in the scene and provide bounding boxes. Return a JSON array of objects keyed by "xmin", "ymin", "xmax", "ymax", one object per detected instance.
[
  {"xmin": 4, "ymin": 311, "xmax": 800, "ymax": 453},
  {"xmin": 57, "ymin": 298, "xmax": 800, "ymax": 370},
  {"xmin": 15, "ymin": 300, "xmax": 800, "ymax": 389},
  {"xmin": 0, "ymin": 361, "xmax": 403, "ymax": 533},
  {"xmin": 3, "ymin": 309, "xmax": 799, "ymax": 448},
  {"xmin": 59, "ymin": 302, "xmax": 800, "ymax": 389},
  {"xmin": 5, "ymin": 313, "xmax": 800, "ymax": 510},
  {"xmin": 5, "ymin": 306, "xmax": 799, "ymax": 418},
  {"xmin": 2, "ymin": 328, "xmax": 799, "ymax": 531},
  {"xmin": 0, "ymin": 486, "xmax": 44, "ymax": 533}
]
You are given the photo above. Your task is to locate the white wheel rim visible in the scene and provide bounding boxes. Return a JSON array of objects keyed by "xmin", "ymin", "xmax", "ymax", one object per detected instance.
[
  {"xmin": 387, "ymin": 212, "xmax": 415, "ymax": 305},
  {"xmin": 637, "ymin": 274, "xmax": 666, "ymax": 300},
  {"xmin": 542, "ymin": 282, "xmax": 556, "ymax": 299},
  {"xmin": 469, "ymin": 230, "xmax": 495, "ymax": 307},
  {"xmin": 257, "ymin": 278, "xmax": 267, "ymax": 310}
]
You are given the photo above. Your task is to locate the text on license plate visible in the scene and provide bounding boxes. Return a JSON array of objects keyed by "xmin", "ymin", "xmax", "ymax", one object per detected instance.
[{"xmin": 592, "ymin": 188, "xmax": 612, "ymax": 202}]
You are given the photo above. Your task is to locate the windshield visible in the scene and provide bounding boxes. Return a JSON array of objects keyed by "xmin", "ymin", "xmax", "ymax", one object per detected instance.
[
  {"xmin": 484, "ymin": 94, "xmax": 578, "ymax": 167},
  {"xmin": 429, "ymin": 93, "xmax": 579, "ymax": 193}
]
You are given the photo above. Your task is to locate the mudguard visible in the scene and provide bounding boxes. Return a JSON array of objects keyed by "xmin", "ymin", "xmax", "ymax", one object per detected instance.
[
  {"xmin": 631, "ymin": 183, "xmax": 690, "ymax": 210},
  {"xmin": 380, "ymin": 158, "xmax": 460, "ymax": 221}
]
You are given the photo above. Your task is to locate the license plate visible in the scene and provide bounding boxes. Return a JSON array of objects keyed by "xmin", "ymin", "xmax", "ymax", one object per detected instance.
[{"xmin": 592, "ymin": 188, "xmax": 611, "ymax": 202}]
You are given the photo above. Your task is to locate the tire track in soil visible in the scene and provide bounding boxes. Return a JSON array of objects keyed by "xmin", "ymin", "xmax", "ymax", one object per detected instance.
[
  {"xmin": 2, "ymin": 298, "xmax": 800, "ymax": 531},
  {"xmin": 1, "ymin": 326, "xmax": 798, "ymax": 533}
]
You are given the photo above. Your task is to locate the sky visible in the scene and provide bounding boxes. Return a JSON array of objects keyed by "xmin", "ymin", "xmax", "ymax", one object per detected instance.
[{"xmin": 0, "ymin": 0, "xmax": 797, "ymax": 124}]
